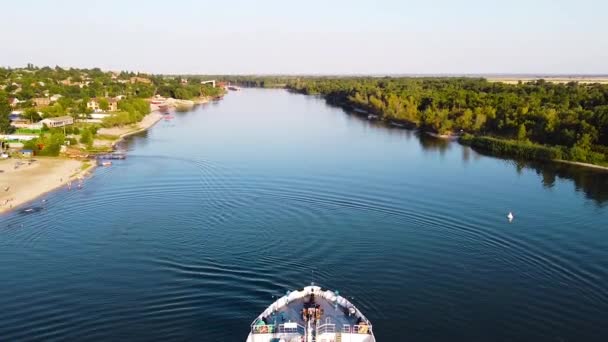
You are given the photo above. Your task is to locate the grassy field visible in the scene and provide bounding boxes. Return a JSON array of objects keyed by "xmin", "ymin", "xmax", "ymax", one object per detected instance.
[
  {"xmin": 487, "ymin": 76, "xmax": 608, "ymax": 84},
  {"xmin": 15, "ymin": 128, "xmax": 42, "ymax": 134}
]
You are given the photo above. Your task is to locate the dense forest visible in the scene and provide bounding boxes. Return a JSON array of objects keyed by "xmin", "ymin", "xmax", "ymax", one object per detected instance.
[{"xmin": 216, "ymin": 76, "xmax": 608, "ymax": 165}]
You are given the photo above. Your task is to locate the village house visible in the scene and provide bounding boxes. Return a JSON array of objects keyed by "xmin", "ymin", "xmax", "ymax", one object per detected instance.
[
  {"xmin": 32, "ymin": 97, "xmax": 51, "ymax": 107},
  {"xmin": 60, "ymin": 78, "xmax": 87, "ymax": 88},
  {"xmin": 87, "ymin": 98, "xmax": 119, "ymax": 112},
  {"xmin": 130, "ymin": 76, "xmax": 151, "ymax": 84},
  {"xmin": 40, "ymin": 116, "xmax": 74, "ymax": 128},
  {"xmin": 11, "ymin": 120, "xmax": 43, "ymax": 130},
  {"xmin": 108, "ymin": 98, "xmax": 119, "ymax": 111},
  {"xmin": 50, "ymin": 94, "xmax": 63, "ymax": 102},
  {"xmin": 9, "ymin": 114, "xmax": 29, "ymax": 125},
  {"xmin": 87, "ymin": 99, "xmax": 100, "ymax": 111}
]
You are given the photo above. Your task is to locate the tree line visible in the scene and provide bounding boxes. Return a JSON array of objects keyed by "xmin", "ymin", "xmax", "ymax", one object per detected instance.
[{"xmin": 280, "ymin": 77, "xmax": 608, "ymax": 165}]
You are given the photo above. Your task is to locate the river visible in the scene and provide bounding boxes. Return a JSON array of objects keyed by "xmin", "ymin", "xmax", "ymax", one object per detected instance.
[{"xmin": 1, "ymin": 89, "xmax": 608, "ymax": 341}]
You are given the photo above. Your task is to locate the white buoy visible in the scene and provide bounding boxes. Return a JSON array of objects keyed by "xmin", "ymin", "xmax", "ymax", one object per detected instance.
[{"xmin": 507, "ymin": 211, "xmax": 514, "ymax": 222}]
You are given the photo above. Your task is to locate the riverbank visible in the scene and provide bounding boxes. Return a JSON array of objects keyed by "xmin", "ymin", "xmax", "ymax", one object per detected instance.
[
  {"xmin": 0, "ymin": 158, "xmax": 94, "ymax": 214},
  {"xmin": 0, "ymin": 108, "xmax": 160, "ymax": 214},
  {"xmin": 291, "ymin": 89, "xmax": 608, "ymax": 172},
  {"xmin": 0, "ymin": 96, "xmax": 217, "ymax": 214},
  {"xmin": 0, "ymin": 110, "xmax": 159, "ymax": 214},
  {"xmin": 459, "ymin": 134, "xmax": 608, "ymax": 171},
  {"xmin": 96, "ymin": 96, "xmax": 212, "ymax": 147},
  {"xmin": 97, "ymin": 111, "xmax": 163, "ymax": 148}
]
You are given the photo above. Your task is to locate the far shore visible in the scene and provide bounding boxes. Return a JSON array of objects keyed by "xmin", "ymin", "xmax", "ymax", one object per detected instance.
[
  {"xmin": 0, "ymin": 157, "xmax": 94, "ymax": 214},
  {"xmin": 487, "ymin": 76, "xmax": 608, "ymax": 84},
  {"xmin": 338, "ymin": 101, "xmax": 608, "ymax": 172}
]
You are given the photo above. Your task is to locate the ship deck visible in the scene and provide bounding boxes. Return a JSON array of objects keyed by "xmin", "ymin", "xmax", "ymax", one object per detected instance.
[{"xmin": 263, "ymin": 293, "xmax": 360, "ymax": 328}]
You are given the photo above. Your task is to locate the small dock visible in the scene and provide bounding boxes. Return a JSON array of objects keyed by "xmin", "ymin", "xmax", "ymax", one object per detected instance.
[{"xmin": 90, "ymin": 152, "xmax": 127, "ymax": 160}]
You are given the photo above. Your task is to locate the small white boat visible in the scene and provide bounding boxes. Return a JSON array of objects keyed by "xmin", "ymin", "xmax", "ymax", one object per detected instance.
[
  {"xmin": 507, "ymin": 211, "xmax": 514, "ymax": 222},
  {"xmin": 102, "ymin": 161, "xmax": 112, "ymax": 167}
]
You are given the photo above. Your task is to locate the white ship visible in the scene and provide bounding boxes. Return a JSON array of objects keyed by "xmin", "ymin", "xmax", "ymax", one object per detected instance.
[{"xmin": 246, "ymin": 284, "xmax": 375, "ymax": 342}]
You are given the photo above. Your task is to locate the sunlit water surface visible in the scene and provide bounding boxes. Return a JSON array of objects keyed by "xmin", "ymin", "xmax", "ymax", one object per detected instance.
[{"xmin": 1, "ymin": 89, "xmax": 608, "ymax": 341}]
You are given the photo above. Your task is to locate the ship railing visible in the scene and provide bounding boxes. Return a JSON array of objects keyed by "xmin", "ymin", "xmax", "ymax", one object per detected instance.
[
  {"xmin": 251, "ymin": 323, "xmax": 276, "ymax": 334},
  {"xmin": 342, "ymin": 324, "xmax": 373, "ymax": 334},
  {"xmin": 277, "ymin": 322, "xmax": 305, "ymax": 335},
  {"xmin": 251, "ymin": 322, "xmax": 305, "ymax": 335},
  {"xmin": 317, "ymin": 323, "xmax": 336, "ymax": 334}
]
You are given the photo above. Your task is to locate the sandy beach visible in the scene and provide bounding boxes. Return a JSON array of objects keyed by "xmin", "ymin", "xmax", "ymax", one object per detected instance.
[
  {"xmin": 1, "ymin": 100, "xmax": 211, "ymax": 215},
  {"xmin": 0, "ymin": 158, "xmax": 87, "ymax": 214}
]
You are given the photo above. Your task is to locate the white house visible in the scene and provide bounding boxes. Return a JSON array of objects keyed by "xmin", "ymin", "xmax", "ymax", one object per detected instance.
[
  {"xmin": 41, "ymin": 116, "xmax": 74, "ymax": 128},
  {"xmin": 50, "ymin": 94, "xmax": 63, "ymax": 102}
]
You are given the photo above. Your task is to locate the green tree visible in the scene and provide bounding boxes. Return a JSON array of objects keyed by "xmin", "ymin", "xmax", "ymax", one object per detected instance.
[
  {"xmin": 517, "ymin": 123, "xmax": 527, "ymax": 141},
  {"xmin": 98, "ymin": 98, "xmax": 109, "ymax": 111},
  {"xmin": 0, "ymin": 94, "xmax": 14, "ymax": 134},
  {"xmin": 174, "ymin": 88, "xmax": 190, "ymax": 100},
  {"xmin": 80, "ymin": 129, "xmax": 93, "ymax": 146},
  {"xmin": 24, "ymin": 108, "xmax": 42, "ymax": 122}
]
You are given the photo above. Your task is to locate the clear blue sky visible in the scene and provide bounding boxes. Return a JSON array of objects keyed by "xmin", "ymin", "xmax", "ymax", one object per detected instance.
[{"xmin": 1, "ymin": 0, "xmax": 606, "ymax": 74}]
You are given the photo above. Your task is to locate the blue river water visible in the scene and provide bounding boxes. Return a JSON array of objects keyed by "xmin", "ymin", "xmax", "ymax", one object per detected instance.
[{"xmin": 1, "ymin": 89, "xmax": 608, "ymax": 341}]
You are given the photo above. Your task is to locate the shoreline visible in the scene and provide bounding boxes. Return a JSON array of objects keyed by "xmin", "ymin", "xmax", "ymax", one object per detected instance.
[
  {"xmin": 0, "ymin": 158, "xmax": 96, "ymax": 214},
  {"xmin": 0, "ymin": 111, "xmax": 161, "ymax": 215},
  {"xmin": 305, "ymin": 90, "xmax": 608, "ymax": 172},
  {"xmin": 1, "ymin": 96, "xmax": 214, "ymax": 215},
  {"xmin": 107, "ymin": 111, "xmax": 164, "ymax": 149},
  {"xmin": 552, "ymin": 159, "xmax": 608, "ymax": 171},
  {"xmin": 104, "ymin": 96, "xmax": 212, "ymax": 148}
]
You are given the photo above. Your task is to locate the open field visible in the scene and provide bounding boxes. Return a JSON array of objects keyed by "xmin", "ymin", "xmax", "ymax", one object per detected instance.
[{"xmin": 487, "ymin": 76, "xmax": 608, "ymax": 84}]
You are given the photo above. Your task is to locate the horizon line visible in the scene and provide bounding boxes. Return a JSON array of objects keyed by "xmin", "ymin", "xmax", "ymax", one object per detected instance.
[{"xmin": 3, "ymin": 65, "xmax": 608, "ymax": 78}]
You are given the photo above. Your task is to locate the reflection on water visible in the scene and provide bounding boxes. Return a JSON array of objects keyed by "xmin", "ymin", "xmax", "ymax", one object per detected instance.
[
  {"xmin": 339, "ymin": 103, "xmax": 608, "ymax": 206},
  {"xmin": 417, "ymin": 133, "xmax": 451, "ymax": 154},
  {"xmin": 525, "ymin": 160, "xmax": 608, "ymax": 205}
]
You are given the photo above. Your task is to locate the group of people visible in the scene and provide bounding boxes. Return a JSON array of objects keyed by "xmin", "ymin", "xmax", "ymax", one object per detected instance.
[{"xmin": 301, "ymin": 304, "xmax": 323, "ymax": 322}]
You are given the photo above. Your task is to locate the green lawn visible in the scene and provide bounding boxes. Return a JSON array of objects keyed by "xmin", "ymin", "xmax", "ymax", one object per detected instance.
[{"xmin": 15, "ymin": 128, "xmax": 42, "ymax": 134}]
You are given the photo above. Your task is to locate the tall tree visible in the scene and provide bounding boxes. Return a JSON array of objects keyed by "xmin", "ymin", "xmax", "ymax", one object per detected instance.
[{"xmin": 0, "ymin": 94, "xmax": 14, "ymax": 134}]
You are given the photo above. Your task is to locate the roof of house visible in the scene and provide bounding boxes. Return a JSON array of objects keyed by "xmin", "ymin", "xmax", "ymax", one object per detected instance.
[{"xmin": 42, "ymin": 116, "xmax": 73, "ymax": 122}]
